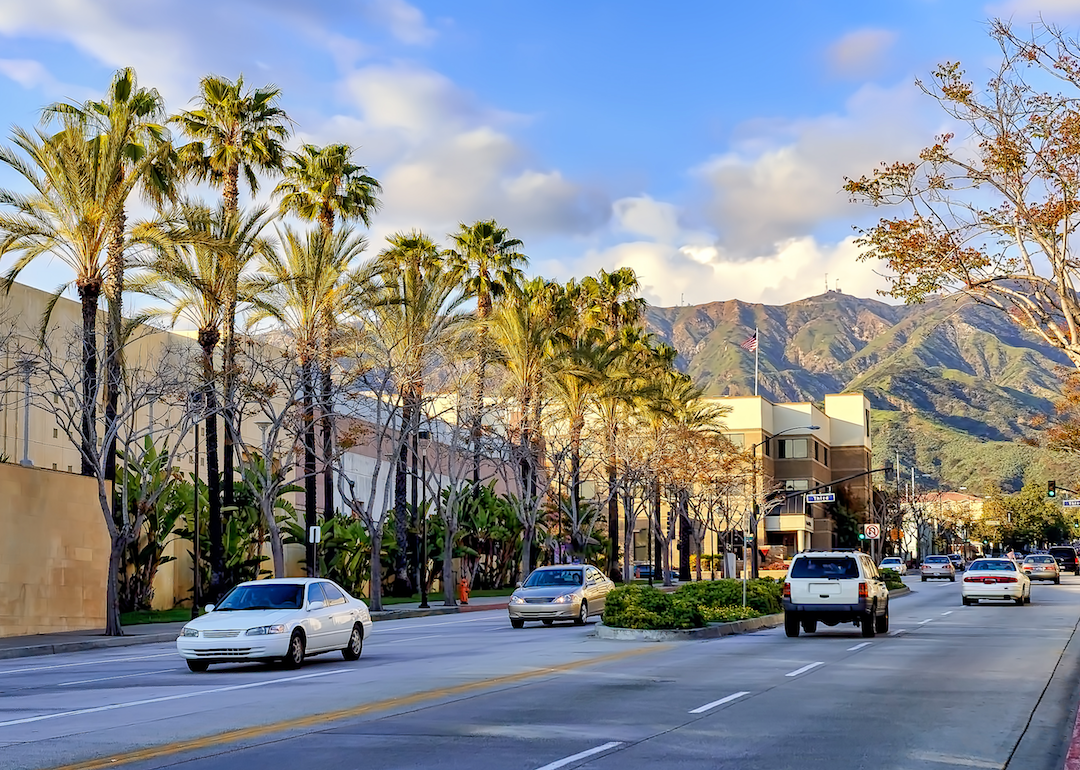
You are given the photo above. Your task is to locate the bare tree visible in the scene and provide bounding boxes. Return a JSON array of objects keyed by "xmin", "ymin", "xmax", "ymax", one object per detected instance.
[{"xmin": 1, "ymin": 323, "xmax": 200, "ymax": 635}]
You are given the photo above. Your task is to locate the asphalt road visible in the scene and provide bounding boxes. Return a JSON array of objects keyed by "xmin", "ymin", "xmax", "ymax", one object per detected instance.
[{"xmin": 2, "ymin": 573, "xmax": 1080, "ymax": 770}]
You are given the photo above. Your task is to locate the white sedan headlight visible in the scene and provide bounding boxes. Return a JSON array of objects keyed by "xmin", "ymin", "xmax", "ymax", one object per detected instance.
[
  {"xmin": 180, "ymin": 627, "xmax": 199, "ymax": 638},
  {"xmin": 509, "ymin": 595, "xmax": 525, "ymax": 604},
  {"xmin": 552, "ymin": 594, "xmax": 575, "ymax": 604},
  {"xmin": 245, "ymin": 624, "xmax": 287, "ymax": 636}
]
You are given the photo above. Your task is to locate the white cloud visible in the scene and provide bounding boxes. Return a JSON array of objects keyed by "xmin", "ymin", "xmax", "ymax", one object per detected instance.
[
  {"xmin": 693, "ymin": 80, "xmax": 937, "ymax": 258},
  {"xmin": 576, "ymin": 234, "xmax": 890, "ymax": 308},
  {"xmin": 826, "ymin": 28, "xmax": 897, "ymax": 78},
  {"xmin": 985, "ymin": 0, "xmax": 1080, "ymax": 19},
  {"xmin": 0, "ymin": 59, "xmax": 94, "ymax": 100}
]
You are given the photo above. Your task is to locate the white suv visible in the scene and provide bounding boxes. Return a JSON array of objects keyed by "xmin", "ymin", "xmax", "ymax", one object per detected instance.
[{"xmin": 782, "ymin": 550, "xmax": 890, "ymax": 638}]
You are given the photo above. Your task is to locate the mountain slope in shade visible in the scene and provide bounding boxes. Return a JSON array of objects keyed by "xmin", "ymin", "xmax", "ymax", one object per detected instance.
[{"xmin": 644, "ymin": 291, "xmax": 1080, "ymax": 492}]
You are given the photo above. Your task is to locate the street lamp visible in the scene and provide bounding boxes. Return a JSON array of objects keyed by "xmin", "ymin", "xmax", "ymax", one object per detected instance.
[
  {"xmin": 18, "ymin": 358, "xmax": 33, "ymax": 467},
  {"xmin": 189, "ymin": 390, "xmax": 204, "ymax": 620},
  {"xmin": 747, "ymin": 425, "xmax": 820, "ymax": 582},
  {"xmin": 418, "ymin": 430, "xmax": 431, "ymax": 609}
]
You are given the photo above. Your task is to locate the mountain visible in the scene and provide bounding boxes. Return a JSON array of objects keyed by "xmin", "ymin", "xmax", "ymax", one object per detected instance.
[{"xmin": 644, "ymin": 291, "xmax": 1080, "ymax": 493}]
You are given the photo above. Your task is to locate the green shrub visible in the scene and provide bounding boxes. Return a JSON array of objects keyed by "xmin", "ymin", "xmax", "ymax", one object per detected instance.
[
  {"xmin": 700, "ymin": 605, "xmax": 763, "ymax": 623},
  {"xmin": 675, "ymin": 578, "xmax": 782, "ymax": 615},
  {"xmin": 602, "ymin": 585, "xmax": 704, "ymax": 629},
  {"xmin": 879, "ymin": 568, "xmax": 905, "ymax": 590}
]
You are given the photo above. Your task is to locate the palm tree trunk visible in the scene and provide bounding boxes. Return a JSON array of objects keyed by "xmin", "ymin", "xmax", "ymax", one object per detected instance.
[
  {"xmin": 442, "ymin": 521, "xmax": 457, "ymax": 607},
  {"xmin": 622, "ymin": 489, "xmax": 634, "ymax": 585},
  {"xmin": 221, "ymin": 297, "xmax": 237, "ymax": 534},
  {"xmin": 606, "ymin": 426, "xmax": 619, "ymax": 580},
  {"xmin": 199, "ymin": 334, "xmax": 224, "ymax": 601},
  {"xmin": 263, "ymin": 498, "xmax": 285, "ymax": 578},
  {"xmin": 224, "ymin": 162, "xmax": 240, "ymax": 218},
  {"xmin": 302, "ymin": 357, "xmax": 317, "ymax": 576},
  {"xmin": 678, "ymin": 489, "xmax": 691, "ymax": 581},
  {"xmin": 104, "ymin": 211, "xmax": 125, "ymax": 490},
  {"xmin": 392, "ymin": 393, "xmax": 413, "ymax": 596},
  {"xmin": 78, "ymin": 282, "xmax": 101, "ymax": 477},
  {"xmin": 320, "ymin": 364, "xmax": 334, "ymax": 518}
]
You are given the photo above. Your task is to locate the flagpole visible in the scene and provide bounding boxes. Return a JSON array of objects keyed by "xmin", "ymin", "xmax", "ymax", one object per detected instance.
[{"xmin": 754, "ymin": 326, "xmax": 759, "ymax": 396}]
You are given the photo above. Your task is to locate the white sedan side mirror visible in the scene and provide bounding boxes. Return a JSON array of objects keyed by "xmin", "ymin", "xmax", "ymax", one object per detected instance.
[
  {"xmin": 307, "ymin": 600, "xmax": 325, "ymax": 612},
  {"xmin": 204, "ymin": 604, "xmax": 215, "ymax": 613}
]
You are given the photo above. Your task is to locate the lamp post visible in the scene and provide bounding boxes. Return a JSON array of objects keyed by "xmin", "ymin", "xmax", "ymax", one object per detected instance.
[
  {"xmin": 190, "ymin": 391, "xmax": 203, "ymax": 620},
  {"xmin": 747, "ymin": 425, "xmax": 820, "ymax": 583},
  {"xmin": 18, "ymin": 358, "xmax": 33, "ymax": 467},
  {"xmin": 418, "ymin": 430, "xmax": 431, "ymax": 609}
]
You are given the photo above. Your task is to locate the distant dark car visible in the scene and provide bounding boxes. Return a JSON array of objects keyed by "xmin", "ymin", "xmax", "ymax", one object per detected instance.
[
  {"xmin": 1049, "ymin": 546, "xmax": 1080, "ymax": 576},
  {"xmin": 948, "ymin": 554, "xmax": 966, "ymax": 572}
]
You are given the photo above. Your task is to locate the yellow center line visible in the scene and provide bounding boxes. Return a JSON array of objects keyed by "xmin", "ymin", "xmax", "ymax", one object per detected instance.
[{"xmin": 48, "ymin": 645, "xmax": 665, "ymax": 770}]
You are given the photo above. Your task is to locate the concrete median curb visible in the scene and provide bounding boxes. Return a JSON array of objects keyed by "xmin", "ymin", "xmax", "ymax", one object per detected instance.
[
  {"xmin": 594, "ymin": 613, "xmax": 785, "ymax": 642},
  {"xmin": 889, "ymin": 585, "xmax": 912, "ymax": 598}
]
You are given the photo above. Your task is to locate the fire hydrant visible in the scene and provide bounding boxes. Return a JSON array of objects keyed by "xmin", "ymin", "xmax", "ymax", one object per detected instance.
[{"xmin": 457, "ymin": 576, "xmax": 470, "ymax": 605}]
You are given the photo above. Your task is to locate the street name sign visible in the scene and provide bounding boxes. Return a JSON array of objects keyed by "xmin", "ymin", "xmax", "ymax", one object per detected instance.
[
  {"xmin": 1063, "ymin": 499, "xmax": 1080, "ymax": 508},
  {"xmin": 806, "ymin": 493, "xmax": 835, "ymax": 503}
]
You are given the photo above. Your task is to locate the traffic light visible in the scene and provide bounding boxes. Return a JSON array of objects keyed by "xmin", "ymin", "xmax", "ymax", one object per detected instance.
[
  {"xmin": 1049, "ymin": 480, "xmax": 1057, "ymax": 498},
  {"xmin": 858, "ymin": 532, "xmax": 866, "ymax": 541}
]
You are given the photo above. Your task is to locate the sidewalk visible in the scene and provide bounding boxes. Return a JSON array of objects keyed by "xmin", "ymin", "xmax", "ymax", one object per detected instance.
[{"xmin": 0, "ymin": 596, "xmax": 509, "ymax": 661}]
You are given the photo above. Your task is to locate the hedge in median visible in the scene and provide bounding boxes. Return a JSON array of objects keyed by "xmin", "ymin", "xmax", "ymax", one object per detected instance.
[{"xmin": 601, "ymin": 579, "xmax": 780, "ymax": 630}]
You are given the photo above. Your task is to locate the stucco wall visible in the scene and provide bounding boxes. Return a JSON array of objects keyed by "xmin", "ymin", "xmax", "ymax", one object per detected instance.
[{"xmin": 0, "ymin": 464, "xmax": 109, "ymax": 637}]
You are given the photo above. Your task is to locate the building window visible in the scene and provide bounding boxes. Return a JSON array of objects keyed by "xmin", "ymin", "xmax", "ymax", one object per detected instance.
[
  {"xmin": 67, "ymin": 465, "xmax": 72, "ymax": 472},
  {"xmin": 51, "ymin": 463, "xmax": 57, "ymax": 470},
  {"xmin": 778, "ymin": 438, "xmax": 808, "ymax": 459},
  {"xmin": 727, "ymin": 433, "xmax": 745, "ymax": 449},
  {"xmin": 783, "ymin": 479, "xmax": 811, "ymax": 491},
  {"xmin": 53, "ymin": 428, "xmax": 58, "ymax": 438},
  {"xmin": 865, "ymin": 409, "xmax": 871, "ymax": 437},
  {"xmin": 763, "ymin": 438, "xmax": 772, "ymax": 457},
  {"xmin": 823, "ymin": 447, "xmax": 829, "ymax": 467}
]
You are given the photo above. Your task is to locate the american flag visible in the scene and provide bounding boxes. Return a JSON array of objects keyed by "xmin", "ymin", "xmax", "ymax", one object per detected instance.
[{"xmin": 740, "ymin": 333, "xmax": 758, "ymax": 352}]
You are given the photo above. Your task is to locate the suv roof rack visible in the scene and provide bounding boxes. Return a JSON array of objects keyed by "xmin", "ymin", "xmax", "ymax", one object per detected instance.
[{"xmin": 798, "ymin": 548, "xmax": 860, "ymax": 553}]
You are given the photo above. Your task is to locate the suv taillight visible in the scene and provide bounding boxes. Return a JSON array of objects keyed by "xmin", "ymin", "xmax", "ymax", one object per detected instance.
[
  {"xmin": 858, "ymin": 581, "xmax": 868, "ymax": 598},
  {"xmin": 783, "ymin": 582, "xmax": 791, "ymax": 598}
]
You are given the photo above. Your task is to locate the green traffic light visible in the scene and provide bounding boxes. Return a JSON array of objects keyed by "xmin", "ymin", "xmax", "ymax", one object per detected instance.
[
  {"xmin": 1049, "ymin": 480, "xmax": 1057, "ymax": 497},
  {"xmin": 858, "ymin": 533, "xmax": 865, "ymax": 540}
]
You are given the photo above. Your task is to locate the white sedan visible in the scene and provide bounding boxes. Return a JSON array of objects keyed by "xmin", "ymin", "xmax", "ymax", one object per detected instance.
[
  {"xmin": 961, "ymin": 558, "xmax": 1031, "ymax": 606},
  {"xmin": 176, "ymin": 578, "xmax": 372, "ymax": 672},
  {"xmin": 879, "ymin": 557, "xmax": 907, "ymax": 576}
]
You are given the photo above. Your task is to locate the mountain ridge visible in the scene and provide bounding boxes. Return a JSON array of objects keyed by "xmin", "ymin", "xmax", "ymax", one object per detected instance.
[{"xmin": 643, "ymin": 290, "xmax": 1080, "ymax": 492}]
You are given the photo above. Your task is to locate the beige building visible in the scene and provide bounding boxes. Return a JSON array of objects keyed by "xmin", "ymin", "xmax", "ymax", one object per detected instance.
[{"xmin": 713, "ymin": 393, "xmax": 873, "ymax": 554}]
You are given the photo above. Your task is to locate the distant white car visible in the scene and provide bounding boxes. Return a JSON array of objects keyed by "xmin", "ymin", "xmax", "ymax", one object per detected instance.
[
  {"xmin": 176, "ymin": 578, "xmax": 372, "ymax": 672},
  {"xmin": 962, "ymin": 558, "xmax": 1031, "ymax": 606},
  {"xmin": 879, "ymin": 557, "xmax": 907, "ymax": 576}
]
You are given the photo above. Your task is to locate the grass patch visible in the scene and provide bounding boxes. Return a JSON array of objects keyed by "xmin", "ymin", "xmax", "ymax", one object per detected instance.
[
  {"xmin": 121, "ymin": 607, "xmax": 194, "ymax": 626},
  {"xmin": 366, "ymin": 586, "xmax": 516, "ymax": 606}
]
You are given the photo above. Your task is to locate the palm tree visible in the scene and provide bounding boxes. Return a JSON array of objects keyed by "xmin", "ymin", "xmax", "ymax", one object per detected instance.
[
  {"xmin": 0, "ymin": 115, "xmax": 169, "ymax": 634},
  {"xmin": 370, "ymin": 231, "xmax": 468, "ymax": 595},
  {"xmin": 446, "ymin": 220, "xmax": 527, "ymax": 485},
  {"xmin": 275, "ymin": 143, "xmax": 381, "ymax": 236},
  {"xmin": 131, "ymin": 202, "xmax": 275, "ymax": 597},
  {"xmin": 578, "ymin": 267, "xmax": 645, "ymax": 578},
  {"xmin": 172, "ymin": 74, "xmax": 292, "ymax": 523},
  {"xmin": 489, "ymin": 277, "xmax": 572, "ymax": 577},
  {"xmin": 45, "ymin": 67, "xmax": 176, "ymax": 486},
  {"xmin": 274, "ymin": 143, "xmax": 381, "ymax": 524},
  {"xmin": 250, "ymin": 225, "xmax": 369, "ymax": 576}
]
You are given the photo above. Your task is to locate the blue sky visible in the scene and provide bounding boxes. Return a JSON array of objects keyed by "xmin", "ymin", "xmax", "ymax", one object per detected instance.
[{"xmin": 0, "ymin": 0, "xmax": 1075, "ymax": 308}]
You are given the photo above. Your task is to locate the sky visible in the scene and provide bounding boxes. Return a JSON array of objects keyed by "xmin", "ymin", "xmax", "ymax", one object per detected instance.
[{"xmin": 0, "ymin": 0, "xmax": 1077, "ymax": 309}]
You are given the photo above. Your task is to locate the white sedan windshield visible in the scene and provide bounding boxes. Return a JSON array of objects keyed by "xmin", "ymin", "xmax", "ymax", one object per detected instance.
[{"xmin": 216, "ymin": 584, "xmax": 305, "ymax": 610}]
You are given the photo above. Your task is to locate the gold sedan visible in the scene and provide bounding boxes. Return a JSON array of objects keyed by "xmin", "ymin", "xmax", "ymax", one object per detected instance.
[{"xmin": 508, "ymin": 565, "xmax": 614, "ymax": 628}]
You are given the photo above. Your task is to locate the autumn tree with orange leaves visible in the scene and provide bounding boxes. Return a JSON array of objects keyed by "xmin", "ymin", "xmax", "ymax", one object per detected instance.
[{"xmin": 845, "ymin": 20, "xmax": 1080, "ymax": 370}]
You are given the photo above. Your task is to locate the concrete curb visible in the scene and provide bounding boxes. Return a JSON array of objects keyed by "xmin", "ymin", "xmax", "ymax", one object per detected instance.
[
  {"xmin": 889, "ymin": 586, "xmax": 912, "ymax": 598},
  {"xmin": 0, "ymin": 632, "xmax": 184, "ymax": 660},
  {"xmin": 594, "ymin": 613, "xmax": 785, "ymax": 642},
  {"xmin": 0, "ymin": 603, "xmax": 510, "ymax": 660}
]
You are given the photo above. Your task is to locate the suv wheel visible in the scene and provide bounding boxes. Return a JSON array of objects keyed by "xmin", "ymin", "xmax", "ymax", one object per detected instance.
[
  {"xmin": 861, "ymin": 609, "xmax": 877, "ymax": 638},
  {"xmin": 801, "ymin": 618, "xmax": 817, "ymax": 634},
  {"xmin": 875, "ymin": 606, "xmax": 889, "ymax": 634},
  {"xmin": 784, "ymin": 612, "xmax": 800, "ymax": 638}
]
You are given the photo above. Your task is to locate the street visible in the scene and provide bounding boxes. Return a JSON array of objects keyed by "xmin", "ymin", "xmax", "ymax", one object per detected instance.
[{"xmin": 2, "ymin": 574, "xmax": 1079, "ymax": 770}]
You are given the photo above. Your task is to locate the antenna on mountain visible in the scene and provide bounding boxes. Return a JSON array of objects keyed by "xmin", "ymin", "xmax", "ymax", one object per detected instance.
[
  {"xmin": 835, "ymin": 279, "xmax": 841, "ymax": 293},
  {"xmin": 825, "ymin": 273, "xmax": 828, "ymax": 293},
  {"xmin": 681, "ymin": 293, "xmax": 684, "ymax": 306}
]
